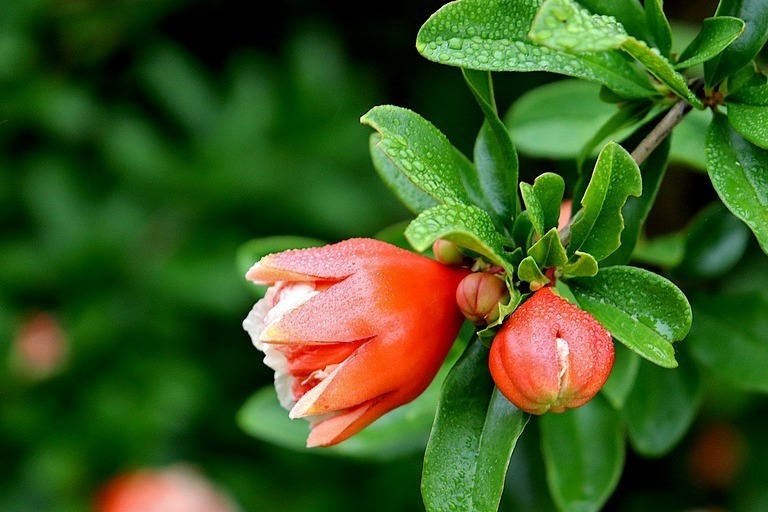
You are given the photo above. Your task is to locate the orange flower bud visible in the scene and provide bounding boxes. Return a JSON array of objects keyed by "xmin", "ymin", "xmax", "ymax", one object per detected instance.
[
  {"xmin": 456, "ymin": 272, "xmax": 510, "ymax": 325},
  {"xmin": 243, "ymin": 238, "xmax": 468, "ymax": 447},
  {"xmin": 489, "ymin": 287, "xmax": 614, "ymax": 415}
]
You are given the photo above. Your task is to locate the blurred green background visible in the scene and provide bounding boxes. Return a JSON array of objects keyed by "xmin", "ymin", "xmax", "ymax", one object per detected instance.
[{"xmin": 2, "ymin": 0, "xmax": 768, "ymax": 511}]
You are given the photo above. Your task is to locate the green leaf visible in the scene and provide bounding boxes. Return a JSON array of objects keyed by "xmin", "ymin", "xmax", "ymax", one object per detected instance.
[
  {"xmin": 540, "ymin": 395, "xmax": 625, "ymax": 512},
  {"xmin": 569, "ymin": 142, "xmax": 642, "ymax": 261},
  {"xmin": 724, "ymin": 62, "xmax": 768, "ymax": 95},
  {"xmin": 518, "ymin": 255, "xmax": 550, "ymax": 289},
  {"xmin": 406, "ymin": 203, "xmax": 514, "ymax": 274},
  {"xmin": 625, "ymin": 354, "xmax": 702, "ymax": 457},
  {"xmin": 238, "ymin": 384, "xmax": 435, "ymax": 460},
  {"xmin": 568, "ymin": 265, "xmax": 692, "ymax": 368},
  {"xmin": 520, "ymin": 172, "xmax": 565, "ymax": 238},
  {"xmin": 705, "ymin": 113, "xmax": 768, "ymax": 254},
  {"xmin": 645, "ymin": 0, "xmax": 672, "ymax": 57},
  {"xmin": 422, "ymin": 340, "xmax": 529, "ymax": 512},
  {"xmin": 507, "ymin": 80, "xmax": 623, "ymax": 160},
  {"xmin": 454, "ymin": 146, "xmax": 493, "ymax": 214},
  {"xmin": 369, "ymin": 134, "xmax": 439, "ymax": 214},
  {"xmin": 561, "ymin": 251, "xmax": 599, "ymax": 278},
  {"xmin": 464, "ymin": 69, "xmax": 519, "ymax": 221},
  {"xmin": 416, "ymin": 0, "xmax": 656, "ymax": 99},
  {"xmin": 727, "ymin": 84, "xmax": 768, "ymax": 148},
  {"xmin": 601, "ymin": 343, "xmax": 641, "ymax": 409},
  {"xmin": 689, "ymin": 291, "xmax": 768, "ymax": 393},
  {"xmin": 675, "ymin": 17, "xmax": 746, "ymax": 70},
  {"xmin": 601, "ymin": 125, "xmax": 671, "ymax": 267},
  {"xmin": 361, "ymin": 105, "xmax": 470, "ymax": 206},
  {"xmin": 577, "ymin": 0, "xmax": 649, "ymax": 42},
  {"xmin": 673, "ymin": 202, "xmax": 751, "ymax": 280},
  {"xmin": 529, "ymin": 0, "xmax": 702, "ymax": 107},
  {"xmin": 529, "ymin": 0, "xmax": 629, "ymax": 52},
  {"xmin": 237, "ymin": 236, "xmax": 325, "ymax": 297},
  {"xmin": 705, "ymin": 0, "xmax": 768, "ymax": 86},
  {"xmin": 620, "ymin": 37, "xmax": 704, "ymax": 108},
  {"xmin": 512, "ymin": 210, "xmax": 535, "ymax": 250},
  {"xmin": 529, "ymin": 228, "xmax": 568, "ymax": 269}
]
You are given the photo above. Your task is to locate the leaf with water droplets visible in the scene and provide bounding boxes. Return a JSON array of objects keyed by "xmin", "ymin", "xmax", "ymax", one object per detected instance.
[
  {"xmin": 362, "ymin": 105, "xmax": 470, "ymax": 207},
  {"xmin": 464, "ymin": 69, "xmax": 520, "ymax": 225},
  {"xmin": 528, "ymin": 227, "xmax": 568, "ymax": 268},
  {"xmin": 416, "ymin": 0, "xmax": 656, "ymax": 99},
  {"xmin": 518, "ymin": 255, "xmax": 550, "ymax": 288},
  {"xmin": 645, "ymin": 0, "xmax": 672, "ymax": 57},
  {"xmin": 520, "ymin": 172, "xmax": 565, "ymax": 237},
  {"xmin": 569, "ymin": 265, "xmax": 691, "ymax": 368},
  {"xmin": 369, "ymin": 134, "xmax": 439, "ymax": 214},
  {"xmin": 569, "ymin": 142, "xmax": 642, "ymax": 261},
  {"xmin": 529, "ymin": 0, "xmax": 629, "ymax": 53},
  {"xmin": 422, "ymin": 340, "xmax": 529, "ymax": 512},
  {"xmin": 704, "ymin": 0, "xmax": 768, "ymax": 87},
  {"xmin": 541, "ymin": 395, "xmax": 625, "ymax": 512},
  {"xmin": 405, "ymin": 203, "xmax": 514, "ymax": 274},
  {"xmin": 705, "ymin": 112, "xmax": 768, "ymax": 254},
  {"xmin": 530, "ymin": 0, "xmax": 702, "ymax": 107},
  {"xmin": 674, "ymin": 16, "xmax": 745, "ymax": 70},
  {"xmin": 726, "ymin": 84, "xmax": 768, "ymax": 149}
]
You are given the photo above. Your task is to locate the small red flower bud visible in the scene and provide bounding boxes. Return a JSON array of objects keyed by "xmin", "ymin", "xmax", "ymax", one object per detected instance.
[
  {"xmin": 432, "ymin": 239, "xmax": 466, "ymax": 265},
  {"xmin": 489, "ymin": 287, "xmax": 614, "ymax": 415},
  {"xmin": 456, "ymin": 272, "xmax": 510, "ymax": 325}
]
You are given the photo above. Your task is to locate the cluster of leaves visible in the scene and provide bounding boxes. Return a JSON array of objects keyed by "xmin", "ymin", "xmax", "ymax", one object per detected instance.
[{"xmin": 238, "ymin": 0, "xmax": 768, "ymax": 511}]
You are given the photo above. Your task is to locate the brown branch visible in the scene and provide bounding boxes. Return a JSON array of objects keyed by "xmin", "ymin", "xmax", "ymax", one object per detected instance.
[{"xmin": 629, "ymin": 98, "xmax": 693, "ymax": 166}]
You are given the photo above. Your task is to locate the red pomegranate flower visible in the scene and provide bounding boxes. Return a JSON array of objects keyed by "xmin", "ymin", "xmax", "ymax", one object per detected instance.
[{"xmin": 243, "ymin": 238, "xmax": 468, "ymax": 447}]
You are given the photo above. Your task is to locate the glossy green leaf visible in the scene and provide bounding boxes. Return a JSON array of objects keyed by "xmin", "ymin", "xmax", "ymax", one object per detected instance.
[
  {"xmin": 369, "ymin": 134, "xmax": 439, "ymax": 214},
  {"xmin": 728, "ymin": 84, "xmax": 768, "ymax": 148},
  {"xmin": 601, "ymin": 129, "xmax": 670, "ymax": 267},
  {"xmin": 422, "ymin": 340, "xmax": 529, "ymax": 512},
  {"xmin": 689, "ymin": 291, "xmax": 768, "ymax": 393},
  {"xmin": 673, "ymin": 202, "xmax": 751, "ymax": 280},
  {"xmin": 530, "ymin": 0, "xmax": 702, "ymax": 107},
  {"xmin": 601, "ymin": 343, "xmax": 640, "ymax": 409},
  {"xmin": 540, "ymin": 395, "xmax": 625, "ymax": 512},
  {"xmin": 561, "ymin": 251, "xmax": 599, "ymax": 278},
  {"xmin": 569, "ymin": 266, "xmax": 692, "ymax": 368},
  {"xmin": 569, "ymin": 142, "xmax": 642, "ymax": 261},
  {"xmin": 645, "ymin": 0, "xmax": 672, "ymax": 57},
  {"xmin": 520, "ymin": 172, "xmax": 565, "ymax": 237},
  {"xmin": 705, "ymin": 113, "xmax": 768, "ymax": 254},
  {"xmin": 675, "ymin": 17, "xmax": 745, "ymax": 70},
  {"xmin": 237, "ymin": 236, "xmax": 325, "ymax": 297},
  {"xmin": 361, "ymin": 105, "xmax": 470, "ymax": 206},
  {"xmin": 518, "ymin": 255, "xmax": 550, "ymax": 289},
  {"xmin": 724, "ymin": 62, "xmax": 768, "ymax": 95},
  {"xmin": 454, "ymin": 146, "xmax": 493, "ymax": 214},
  {"xmin": 529, "ymin": 227, "xmax": 568, "ymax": 268},
  {"xmin": 577, "ymin": 0, "xmax": 649, "ymax": 42},
  {"xmin": 512, "ymin": 211, "xmax": 535, "ymax": 250},
  {"xmin": 416, "ymin": 0, "xmax": 656, "ymax": 99},
  {"xmin": 529, "ymin": 0, "xmax": 629, "ymax": 52},
  {"xmin": 464, "ymin": 69, "xmax": 519, "ymax": 221},
  {"xmin": 620, "ymin": 37, "xmax": 704, "ymax": 108},
  {"xmin": 625, "ymin": 354, "xmax": 702, "ymax": 457},
  {"xmin": 705, "ymin": 0, "xmax": 768, "ymax": 86},
  {"xmin": 406, "ymin": 203, "xmax": 514, "ymax": 274},
  {"xmin": 507, "ymin": 80, "xmax": 623, "ymax": 160}
]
